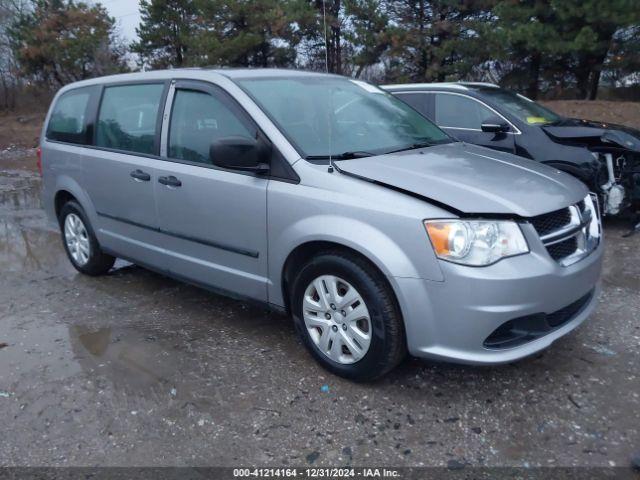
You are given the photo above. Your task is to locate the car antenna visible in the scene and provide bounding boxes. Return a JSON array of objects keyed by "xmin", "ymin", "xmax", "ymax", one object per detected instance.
[{"xmin": 322, "ymin": 0, "xmax": 335, "ymax": 173}]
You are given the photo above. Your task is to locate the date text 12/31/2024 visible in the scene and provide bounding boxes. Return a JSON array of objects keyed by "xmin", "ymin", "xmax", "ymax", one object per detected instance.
[{"xmin": 233, "ymin": 468, "xmax": 401, "ymax": 478}]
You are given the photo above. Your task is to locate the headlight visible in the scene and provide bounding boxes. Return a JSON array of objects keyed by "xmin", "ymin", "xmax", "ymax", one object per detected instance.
[{"xmin": 424, "ymin": 219, "xmax": 529, "ymax": 266}]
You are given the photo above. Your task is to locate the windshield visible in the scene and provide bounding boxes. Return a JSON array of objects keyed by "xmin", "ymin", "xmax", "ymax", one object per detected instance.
[
  {"xmin": 236, "ymin": 76, "xmax": 451, "ymax": 159},
  {"xmin": 481, "ymin": 89, "xmax": 562, "ymax": 125}
]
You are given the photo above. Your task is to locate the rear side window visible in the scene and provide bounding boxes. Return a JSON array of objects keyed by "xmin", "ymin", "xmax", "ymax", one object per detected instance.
[
  {"xmin": 169, "ymin": 89, "xmax": 255, "ymax": 164},
  {"xmin": 434, "ymin": 93, "xmax": 495, "ymax": 130},
  {"xmin": 96, "ymin": 83, "xmax": 165, "ymax": 155},
  {"xmin": 46, "ymin": 88, "xmax": 92, "ymax": 144}
]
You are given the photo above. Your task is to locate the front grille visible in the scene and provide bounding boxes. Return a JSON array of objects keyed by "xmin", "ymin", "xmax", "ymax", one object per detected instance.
[
  {"xmin": 484, "ymin": 290, "xmax": 595, "ymax": 349},
  {"xmin": 547, "ymin": 237, "xmax": 578, "ymax": 261},
  {"xmin": 529, "ymin": 208, "xmax": 571, "ymax": 237},
  {"xmin": 528, "ymin": 198, "xmax": 600, "ymax": 266}
]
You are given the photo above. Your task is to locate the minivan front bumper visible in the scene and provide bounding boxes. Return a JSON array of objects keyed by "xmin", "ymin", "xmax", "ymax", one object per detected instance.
[{"xmin": 392, "ymin": 240, "xmax": 604, "ymax": 365}]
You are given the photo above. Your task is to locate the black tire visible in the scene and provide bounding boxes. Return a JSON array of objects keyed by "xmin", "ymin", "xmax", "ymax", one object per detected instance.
[
  {"xmin": 59, "ymin": 200, "xmax": 115, "ymax": 276},
  {"xmin": 291, "ymin": 250, "xmax": 406, "ymax": 381}
]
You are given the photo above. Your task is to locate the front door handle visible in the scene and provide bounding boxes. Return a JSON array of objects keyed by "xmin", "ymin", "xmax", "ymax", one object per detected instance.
[
  {"xmin": 158, "ymin": 175, "xmax": 182, "ymax": 187},
  {"xmin": 130, "ymin": 169, "xmax": 151, "ymax": 182}
]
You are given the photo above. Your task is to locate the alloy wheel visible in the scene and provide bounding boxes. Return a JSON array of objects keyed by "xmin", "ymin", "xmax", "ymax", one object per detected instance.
[{"xmin": 64, "ymin": 213, "xmax": 91, "ymax": 266}]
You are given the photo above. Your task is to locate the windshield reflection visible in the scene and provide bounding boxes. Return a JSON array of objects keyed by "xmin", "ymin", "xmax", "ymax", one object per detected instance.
[{"xmin": 237, "ymin": 76, "xmax": 452, "ymax": 160}]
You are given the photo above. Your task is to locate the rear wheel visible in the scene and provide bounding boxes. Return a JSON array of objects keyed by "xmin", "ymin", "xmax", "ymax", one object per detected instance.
[
  {"xmin": 59, "ymin": 201, "xmax": 115, "ymax": 276},
  {"xmin": 291, "ymin": 251, "xmax": 406, "ymax": 381}
]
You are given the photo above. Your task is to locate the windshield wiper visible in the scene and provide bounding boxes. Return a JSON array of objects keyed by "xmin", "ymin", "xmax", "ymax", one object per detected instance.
[
  {"xmin": 306, "ymin": 151, "xmax": 376, "ymax": 160},
  {"xmin": 386, "ymin": 141, "xmax": 435, "ymax": 154}
]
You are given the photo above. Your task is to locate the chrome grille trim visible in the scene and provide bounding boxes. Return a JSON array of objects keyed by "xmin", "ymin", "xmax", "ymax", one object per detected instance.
[
  {"xmin": 530, "ymin": 195, "xmax": 601, "ymax": 267},
  {"xmin": 539, "ymin": 205, "xmax": 588, "ymax": 244}
]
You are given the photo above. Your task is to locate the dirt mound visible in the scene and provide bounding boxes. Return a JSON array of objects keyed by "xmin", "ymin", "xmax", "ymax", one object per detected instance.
[
  {"xmin": 542, "ymin": 100, "xmax": 640, "ymax": 130},
  {"xmin": 0, "ymin": 112, "xmax": 45, "ymax": 150}
]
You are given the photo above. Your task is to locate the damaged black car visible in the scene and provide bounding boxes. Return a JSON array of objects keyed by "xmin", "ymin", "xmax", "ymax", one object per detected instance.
[{"xmin": 384, "ymin": 82, "xmax": 640, "ymax": 218}]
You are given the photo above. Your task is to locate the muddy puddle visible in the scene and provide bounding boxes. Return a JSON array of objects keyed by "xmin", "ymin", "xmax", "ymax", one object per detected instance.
[{"xmin": 0, "ymin": 167, "xmax": 71, "ymax": 274}]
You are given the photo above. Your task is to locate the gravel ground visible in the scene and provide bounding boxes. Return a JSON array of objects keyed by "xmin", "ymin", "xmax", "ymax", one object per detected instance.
[{"xmin": 0, "ymin": 148, "xmax": 639, "ymax": 470}]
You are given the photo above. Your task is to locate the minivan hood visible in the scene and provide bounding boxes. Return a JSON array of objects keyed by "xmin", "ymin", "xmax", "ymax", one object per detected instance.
[{"xmin": 334, "ymin": 143, "xmax": 587, "ymax": 218}]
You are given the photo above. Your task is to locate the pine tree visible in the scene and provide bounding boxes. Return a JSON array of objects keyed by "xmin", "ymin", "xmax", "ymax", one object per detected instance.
[
  {"xmin": 344, "ymin": 0, "xmax": 391, "ymax": 78},
  {"xmin": 294, "ymin": 0, "xmax": 346, "ymax": 73},
  {"xmin": 191, "ymin": 0, "xmax": 309, "ymax": 68},
  {"xmin": 132, "ymin": 0, "xmax": 199, "ymax": 68},
  {"xmin": 491, "ymin": 0, "xmax": 640, "ymax": 99},
  {"xmin": 490, "ymin": 0, "xmax": 560, "ymax": 99},
  {"xmin": 384, "ymin": 0, "xmax": 494, "ymax": 83},
  {"xmin": 552, "ymin": 0, "xmax": 640, "ymax": 99},
  {"xmin": 10, "ymin": 0, "xmax": 128, "ymax": 87}
]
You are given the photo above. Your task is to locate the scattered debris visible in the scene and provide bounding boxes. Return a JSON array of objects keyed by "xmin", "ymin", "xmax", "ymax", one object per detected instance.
[
  {"xmin": 320, "ymin": 385, "xmax": 330, "ymax": 393},
  {"xmin": 0, "ymin": 391, "xmax": 11, "ymax": 398},
  {"xmin": 342, "ymin": 446, "xmax": 352, "ymax": 460},
  {"xmin": 170, "ymin": 388, "xmax": 177, "ymax": 397},
  {"xmin": 568, "ymin": 394, "xmax": 582, "ymax": 409},
  {"xmin": 631, "ymin": 452, "xmax": 640, "ymax": 471},
  {"xmin": 306, "ymin": 451, "xmax": 320, "ymax": 464},
  {"xmin": 0, "ymin": 342, "xmax": 8, "ymax": 349},
  {"xmin": 254, "ymin": 407, "xmax": 281, "ymax": 416},
  {"xmin": 586, "ymin": 344, "xmax": 616, "ymax": 356}
]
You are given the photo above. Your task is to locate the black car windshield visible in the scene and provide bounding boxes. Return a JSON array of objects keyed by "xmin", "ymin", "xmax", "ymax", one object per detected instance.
[
  {"xmin": 481, "ymin": 89, "xmax": 562, "ymax": 125},
  {"xmin": 236, "ymin": 76, "xmax": 451, "ymax": 159}
]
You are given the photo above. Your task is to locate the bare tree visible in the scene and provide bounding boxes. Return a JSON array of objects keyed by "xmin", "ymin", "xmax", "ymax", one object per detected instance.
[{"xmin": 0, "ymin": 0, "xmax": 30, "ymax": 109}]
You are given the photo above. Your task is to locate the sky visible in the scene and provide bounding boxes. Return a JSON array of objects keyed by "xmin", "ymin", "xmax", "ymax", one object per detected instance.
[{"xmin": 99, "ymin": 0, "xmax": 142, "ymax": 43}]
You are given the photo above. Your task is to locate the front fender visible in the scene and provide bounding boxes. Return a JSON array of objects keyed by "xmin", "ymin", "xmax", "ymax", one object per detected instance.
[
  {"xmin": 542, "ymin": 160, "xmax": 600, "ymax": 190},
  {"xmin": 267, "ymin": 214, "xmax": 444, "ymax": 307}
]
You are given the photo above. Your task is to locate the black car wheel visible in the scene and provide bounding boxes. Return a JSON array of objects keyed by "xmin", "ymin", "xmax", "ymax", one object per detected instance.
[{"xmin": 291, "ymin": 250, "xmax": 406, "ymax": 381}]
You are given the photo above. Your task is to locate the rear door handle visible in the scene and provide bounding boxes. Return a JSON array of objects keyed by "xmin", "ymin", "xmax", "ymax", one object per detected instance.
[
  {"xmin": 130, "ymin": 169, "xmax": 151, "ymax": 182},
  {"xmin": 158, "ymin": 175, "xmax": 182, "ymax": 188}
]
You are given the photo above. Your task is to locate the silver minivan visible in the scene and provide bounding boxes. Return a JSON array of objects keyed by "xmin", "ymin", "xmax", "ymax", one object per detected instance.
[{"xmin": 40, "ymin": 69, "xmax": 603, "ymax": 380}]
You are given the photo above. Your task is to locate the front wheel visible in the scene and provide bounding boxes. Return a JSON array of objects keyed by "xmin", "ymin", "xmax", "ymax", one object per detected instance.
[
  {"xmin": 291, "ymin": 251, "xmax": 406, "ymax": 381},
  {"xmin": 59, "ymin": 201, "xmax": 115, "ymax": 276}
]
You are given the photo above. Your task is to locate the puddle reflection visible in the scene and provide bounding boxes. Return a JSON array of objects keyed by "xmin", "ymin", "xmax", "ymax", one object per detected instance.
[
  {"xmin": 0, "ymin": 171, "xmax": 42, "ymax": 211},
  {"xmin": 69, "ymin": 324, "xmax": 181, "ymax": 393},
  {"xmin": 0, "ymin": 170, "xmax": 70, "ymax": 273}
]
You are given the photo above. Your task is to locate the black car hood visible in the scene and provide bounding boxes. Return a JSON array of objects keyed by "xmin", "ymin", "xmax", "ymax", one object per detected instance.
[{"xmin": 542, "ymin": 118, "xmax": 640, "ymax": 152}]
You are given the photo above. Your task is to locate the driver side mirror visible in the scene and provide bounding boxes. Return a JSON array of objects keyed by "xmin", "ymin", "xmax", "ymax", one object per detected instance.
[
  {"xmin": 481, "ymin": 117, "xmax": 510, "ymax": 133},
  {"xmin": 210, "ymin": 136, "xmax": 271, "ymax": 174}
]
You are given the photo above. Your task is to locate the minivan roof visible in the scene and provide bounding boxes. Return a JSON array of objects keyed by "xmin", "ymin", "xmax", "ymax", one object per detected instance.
[{"xmin": 55, "ymin": 68, "xmax": 343, "ymax": 92}]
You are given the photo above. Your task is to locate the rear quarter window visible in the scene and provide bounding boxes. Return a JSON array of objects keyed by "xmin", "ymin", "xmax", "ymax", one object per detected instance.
[
  {"xmin": 434, "ymin": 93, "xmax": 495, "ymax": 130},
  {"xmin": 96, "ymin": 83, "xmax": 165, "ymax": 155},
  {"xmin": 394, "ymin": 92, "xmax": 432, "ymax": 120},
  {"xmin": 46, "ymin": 87, "xmax": 94, "ymax": 144}
]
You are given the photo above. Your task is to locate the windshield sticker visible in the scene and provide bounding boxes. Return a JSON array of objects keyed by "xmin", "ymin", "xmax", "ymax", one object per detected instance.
[{"xmin": 526, "ymin": 116, "xmax": 551, "ymax": 124}]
